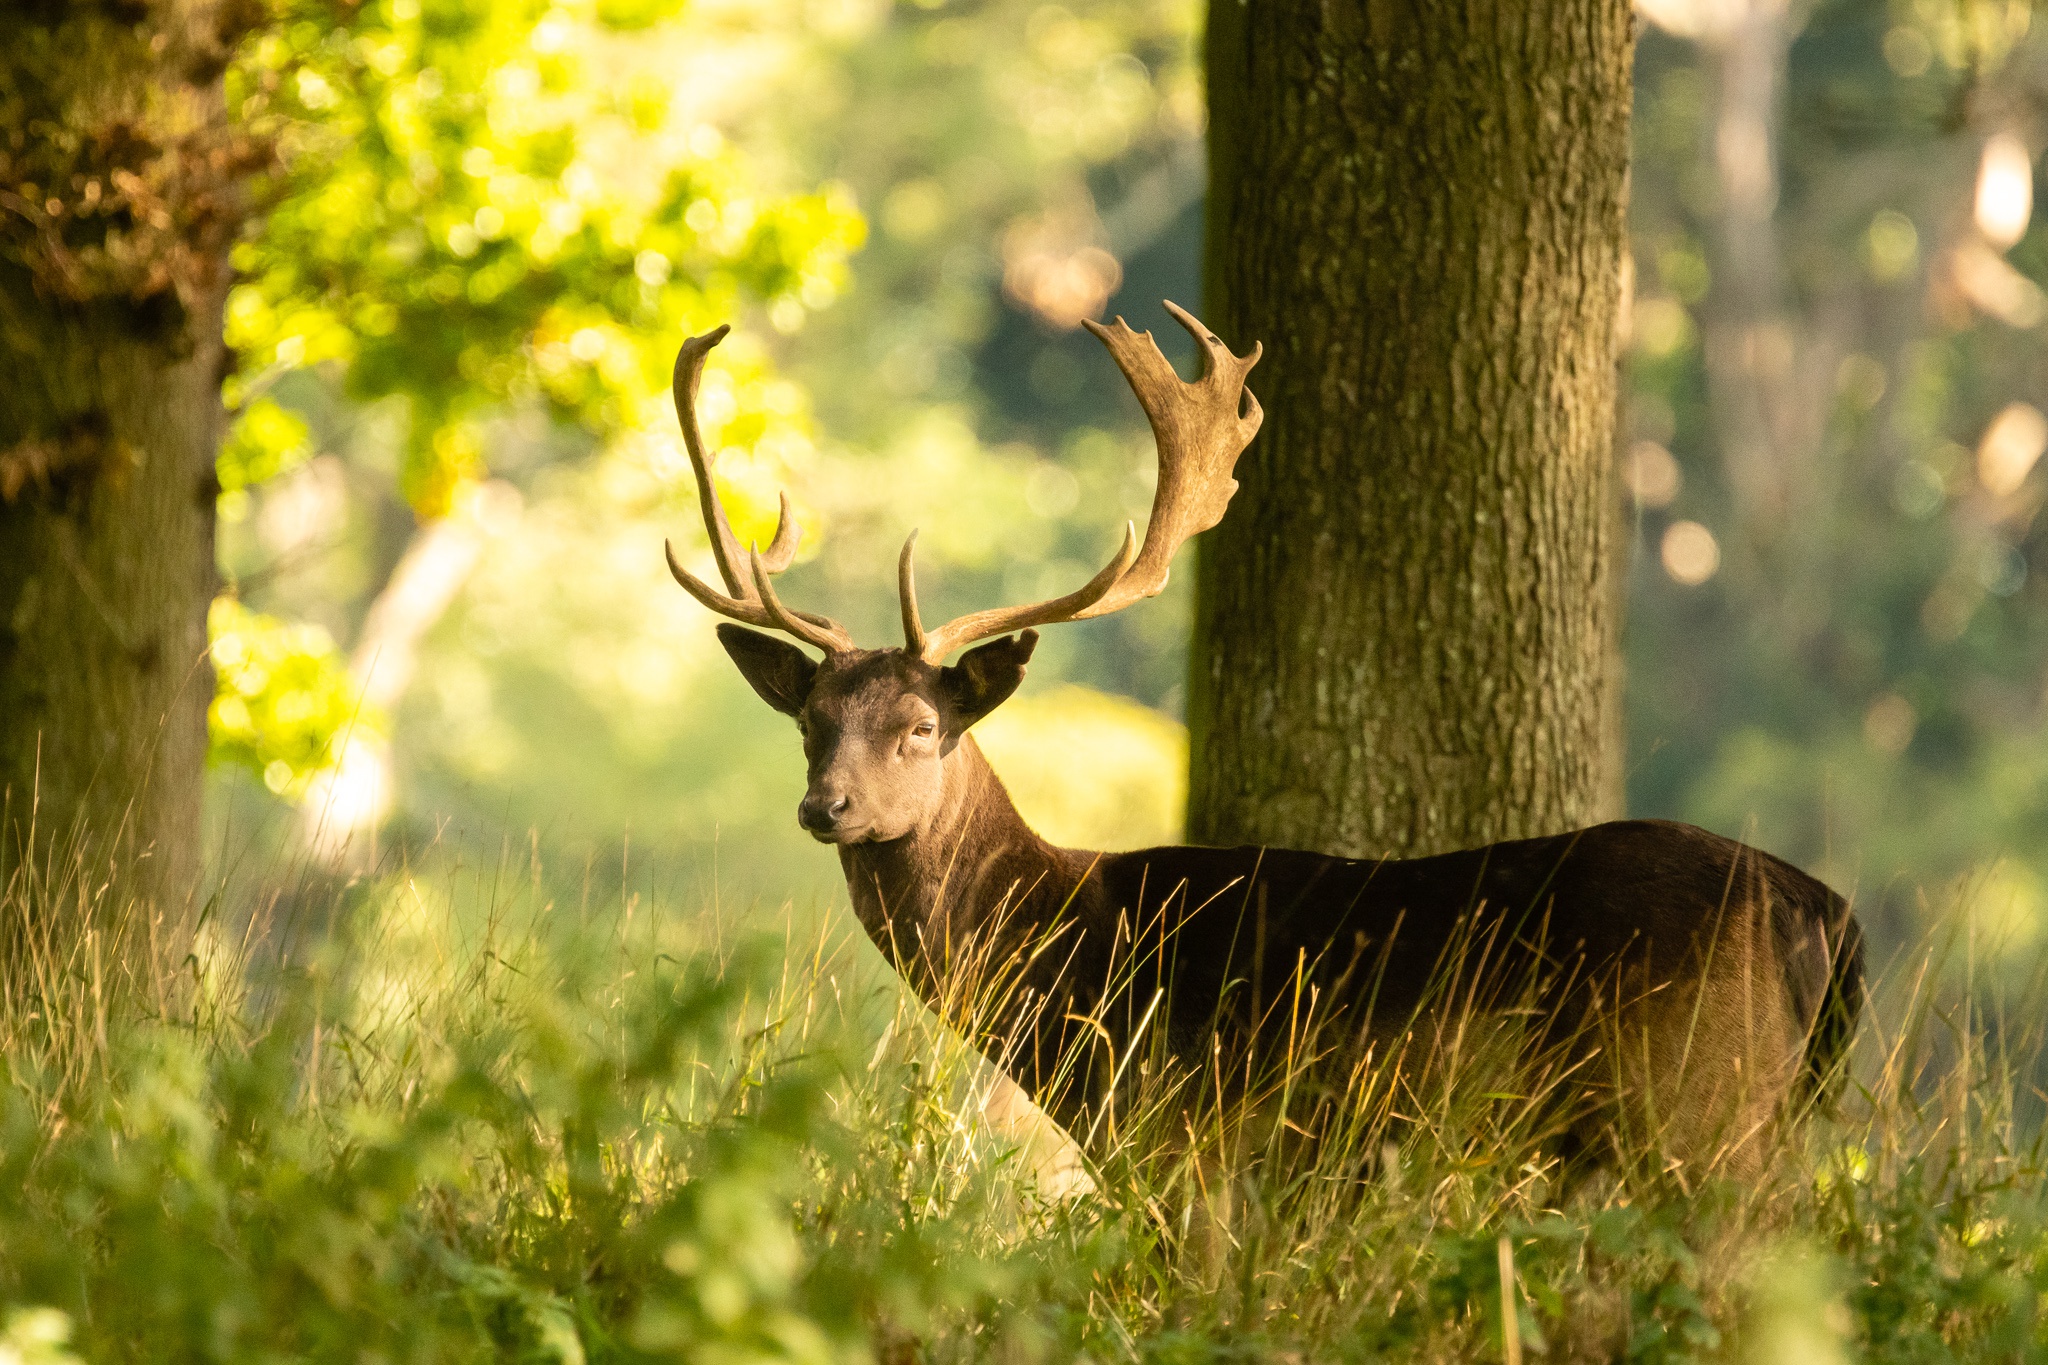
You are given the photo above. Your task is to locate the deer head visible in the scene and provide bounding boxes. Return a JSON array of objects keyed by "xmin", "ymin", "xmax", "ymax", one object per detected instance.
[{"xmin": 665, "ymin": 303, "xmax": 1262, "ymax": 845}]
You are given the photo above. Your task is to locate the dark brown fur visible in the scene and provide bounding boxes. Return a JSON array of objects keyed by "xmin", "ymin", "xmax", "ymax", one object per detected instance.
[{"xmin": 722, "ymin": 625, "xmax": 1865, "ymax": 1177}]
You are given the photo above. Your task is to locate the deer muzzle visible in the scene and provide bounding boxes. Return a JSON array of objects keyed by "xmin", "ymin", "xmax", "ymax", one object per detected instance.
[{"xmin": 797, "ymin": 790, "xmax": 858, "ymax": 842}]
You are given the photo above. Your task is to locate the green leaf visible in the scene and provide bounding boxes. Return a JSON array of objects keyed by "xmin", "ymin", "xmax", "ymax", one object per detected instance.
[
  {"xmin": 217, "ymin": 398, "xmax": 313, "ymax": 494},
  {"xmin": 206, "ymin": 596, "xmax": 376, "ymax": 794}
]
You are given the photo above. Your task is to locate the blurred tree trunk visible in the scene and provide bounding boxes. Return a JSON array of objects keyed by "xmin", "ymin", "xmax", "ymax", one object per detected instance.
[
  {"xmin": 1190, "ymin": 2, "xmax": 1633, "ymax": 859},
  {"xmin": 0, "ymin": 3, "xmax": 252, "ymax": 978},
  {"xmin": 1696, "ymin": 6, "xmax": 1843, "ymax": 639}
]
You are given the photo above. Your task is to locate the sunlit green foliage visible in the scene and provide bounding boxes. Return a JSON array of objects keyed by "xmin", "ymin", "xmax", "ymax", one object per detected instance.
[
  {"xmin": 205, "ymin": 0, "xmax": 867, "ymax": 795},
  {"xmin": 0, "ymin": 941, "xmax": 1020, "ymax": 1364},
  {"xmin": 224, "ymin": 0, "xmax": 863, "ymax": 515},
  {"xmin": 215, "ymin": 397, "xmax": 314, "ymax": 502},
  {"xmin": 206, "ymin": 597, "xmax": 374, "ymax": 796}
]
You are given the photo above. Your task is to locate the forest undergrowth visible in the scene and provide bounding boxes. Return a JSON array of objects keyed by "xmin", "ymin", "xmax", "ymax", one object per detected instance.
[{"xmin": 0, "ymin": 822, "xmax": 2044, "ymax": 1365}]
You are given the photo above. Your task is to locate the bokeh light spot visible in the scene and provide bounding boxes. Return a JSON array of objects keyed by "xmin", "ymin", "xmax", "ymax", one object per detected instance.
[
  {"xmin": 1975, "ymin": 133, "xmax": 2034, "ymax": 248},
  {"xmin": 1977, "ymin": 401, "xmax": 2047, "ymax": 496},
  {"xmin": 1865, "ymin": 209, "xmax": 1919, "ymax": 282},
  {"xmin": 1661, "ymin": 520, "xmax": 1720, "ymax": 586},
  {"xmin": 1622, "ymin": 440, "xmax": 1682, "ymax": 508}
]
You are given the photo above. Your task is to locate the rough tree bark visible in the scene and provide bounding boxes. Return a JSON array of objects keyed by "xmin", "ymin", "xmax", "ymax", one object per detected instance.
[
  {"xmin": 1190, "ymin": 1, "xmax": 1634, "ymax": 859},
  {"xmin": 0, "ymin": 2, "xmax": 255, "ymax": 973}
]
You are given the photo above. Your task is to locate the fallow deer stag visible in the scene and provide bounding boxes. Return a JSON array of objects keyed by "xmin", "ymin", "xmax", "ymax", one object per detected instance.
[{"xmin": 664, "ymin": 303, "xmax": 1865, "ymax": 1182}]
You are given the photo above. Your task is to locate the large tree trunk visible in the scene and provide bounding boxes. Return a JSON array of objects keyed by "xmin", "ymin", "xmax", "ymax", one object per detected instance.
[
  {"xmin": 1190, "ymin": 2, "xmax": 1634, "ymax": 859},
  {"xmin": 0, "ymin": 3, "xmax": 246, "ymax": 979},
  {"xmin": 0, "ymin": 293, "xmax": 225, "ymax": 967}
]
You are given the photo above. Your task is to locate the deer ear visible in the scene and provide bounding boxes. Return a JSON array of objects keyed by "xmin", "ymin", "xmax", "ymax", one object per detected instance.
[
  {"xmin": 717, "ymin": 624, "xmax": 818, "ymax": 717},
  {"xmin": 940, "ymin": 629, "xmax": 1038, "ymax": 729}
]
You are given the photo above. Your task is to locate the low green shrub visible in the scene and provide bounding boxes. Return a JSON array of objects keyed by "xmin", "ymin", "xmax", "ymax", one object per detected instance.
[{"xmin": 0, "ymin": 938, "xmax": 1047, "ymax": 1364}]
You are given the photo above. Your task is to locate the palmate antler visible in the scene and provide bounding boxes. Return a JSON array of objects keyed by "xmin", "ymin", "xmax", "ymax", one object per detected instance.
[
  {"xmin": 901, "ymin": 301, "xmax": 1262, "ymax": 662},
  {"xmin": 669, "ymin": 302, "xmax": 1261, "ymax": 663}
]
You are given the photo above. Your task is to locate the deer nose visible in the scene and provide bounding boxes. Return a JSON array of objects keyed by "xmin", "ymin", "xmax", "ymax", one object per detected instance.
[{"xmin": 798, "ymin": 792, "xmax": 851, "ymax": 835}]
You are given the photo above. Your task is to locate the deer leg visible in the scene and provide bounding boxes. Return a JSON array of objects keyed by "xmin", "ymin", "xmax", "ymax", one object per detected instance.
[{"xmin": 979, "ymin": 1068, "xmax": 1096, "ymax": 1202}]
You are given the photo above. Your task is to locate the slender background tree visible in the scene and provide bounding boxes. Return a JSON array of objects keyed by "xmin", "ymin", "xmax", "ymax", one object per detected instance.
[{"xmin": 1191, "ymin": 2, "xmax": 1636, "ymax": 859}]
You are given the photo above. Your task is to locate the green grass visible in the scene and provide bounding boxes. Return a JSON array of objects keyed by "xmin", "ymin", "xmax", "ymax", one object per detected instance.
[{"xmin": 2, "ymin": 832, "xmax": 2047, "ymax": 1364}]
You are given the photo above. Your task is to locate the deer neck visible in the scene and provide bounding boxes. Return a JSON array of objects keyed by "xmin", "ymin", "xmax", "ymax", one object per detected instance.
[{"xmin": 837, "ymin": 733, "xmax": 1093, "ymax": 980}]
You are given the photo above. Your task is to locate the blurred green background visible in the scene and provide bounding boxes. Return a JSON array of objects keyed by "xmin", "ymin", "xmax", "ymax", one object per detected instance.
[{"xmin": 210, "ymin": 0, "xmax": 2048, "ymax": 971}]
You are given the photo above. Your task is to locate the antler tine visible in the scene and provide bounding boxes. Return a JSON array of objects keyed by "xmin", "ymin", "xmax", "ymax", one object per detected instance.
[
  {"xmin": 667, "ymin": 530, "xmax": 855, "ymax": 647},
  {"xmin": 759, "ymin": 491, "xmax": 802, "ymax": 573},
  {"xmin": 666, "ymin": 326, "xmax": 854, "ymax": 654},
  {"xmin": 1161, "ymin": 298, "xmax": 1263, "ymax": 388},
  {"xmin": 749, "ymin": 547, "xmax": 856, "ymax": 654},
  {"xmin": 914, "ymin": 522, "xmax": 1138, "ymax": 664},
  {"xmin": 898, "ymin": 530, "xmax": 928, "ymax": 656},
  {"xmin": 663, "ymin": 536, "xmax": 801, "ymax": 631},
  {"xmin": 1070, "ymin": 301, "xmax": 1262, "ymax": 620},
  {"xmin": 674, "ymin": 325, "xmax": 751, "ymax": 599},
  {"xmin": 665, "ymin": 537, "xmax": 749, "ymax": 618}
]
